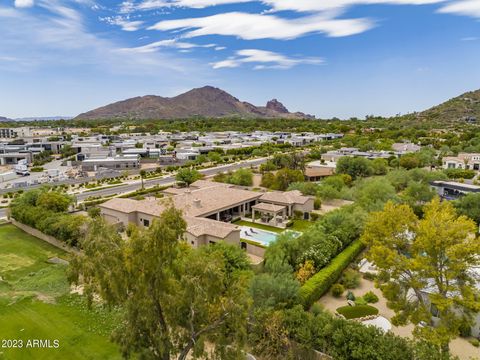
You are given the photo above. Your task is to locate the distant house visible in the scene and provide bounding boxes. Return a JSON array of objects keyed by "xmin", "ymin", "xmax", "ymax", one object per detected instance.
[
  {"xmin": 442, "ymin": 153, "xmax": 480, "ymax": 171},
  {"xmin": 304, "ymin": 166, "xmax": 335, "ymax": 181},
  {"xmin": 81, "ymin": 156, "xmax": 140, "ymax": 171},
  {"xmin": 430, "ymin": 180, "xmax": 480, "ymax": 200},
  {"xmin": 391, "ymin": 142, "xmax": 421, "ymax": 154}
]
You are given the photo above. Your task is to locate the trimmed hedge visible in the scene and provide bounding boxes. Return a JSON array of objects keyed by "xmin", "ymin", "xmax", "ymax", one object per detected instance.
[{"xmin": 299, "ymin": 239, "xmax": 364, "ymax": 309}]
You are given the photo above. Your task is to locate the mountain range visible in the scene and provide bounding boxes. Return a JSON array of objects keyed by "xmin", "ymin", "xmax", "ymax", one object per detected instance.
[{"xmin": 74, "ymin": 86, "xmax": 315, "ymax": 120}]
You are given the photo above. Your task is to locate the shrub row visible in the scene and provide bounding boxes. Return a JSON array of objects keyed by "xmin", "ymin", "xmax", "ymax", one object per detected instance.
[
  {"xmin": 119, "ymin": 185, "xmax": 170, "ymax": 199},
  {"xmin": 299, "ymin": 239, "xmax": 364, "ymax": 309}
]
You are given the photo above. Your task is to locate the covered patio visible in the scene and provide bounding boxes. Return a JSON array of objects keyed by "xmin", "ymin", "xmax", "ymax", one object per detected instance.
[{"xmin": 251, "ymin": 202, "xmax": 287, "ymax": 228}]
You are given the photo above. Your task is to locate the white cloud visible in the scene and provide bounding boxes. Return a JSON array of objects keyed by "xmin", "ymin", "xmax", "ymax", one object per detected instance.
[
  {"xmin": 149, "ymin": 11, "xmax": 374, "ymax": 39},
  {"xmin": 100, "ymin": 16, "xmax": 144, "ymax": 31},
  {"xmin": 461, "ymin": 36, "xmax": 478, "ymax": 41},
  {"xmin": 211, "ymin": 49, "xmax": 323, "ymax": 69},
  {"xmin": 0, "ymin": 1, "xmax": 198, "ymax": 74},
  {"xmin": 262, "ymin": 0, "xmax": 445, "ymax": 13},
  {"xmin": 122, "ymin": 0, "xmax": 252, "ymax": 12},
  {"xmin": 14, "ymin": 0, "xmax": 34, "ymax": 8},
  {"xmin": 438, "ymin": 0, "xmax": 480, "ymax": 18},
  {"xmin": 118, "ymin": 38, "xmax": 216, "ymax": 53},
  {"xmin": 125, "ymin": 0, "xmax": 445, "ymax": 12}
]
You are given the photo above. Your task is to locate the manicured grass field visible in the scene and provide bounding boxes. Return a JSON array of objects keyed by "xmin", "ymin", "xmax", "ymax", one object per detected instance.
[
  {"xmin": 336, "ymin": 304, "xmax": 379, "ymax": 320},
  {"xmin": 0, "ymin": 224, "xmax": 121, "ymax": 360}
]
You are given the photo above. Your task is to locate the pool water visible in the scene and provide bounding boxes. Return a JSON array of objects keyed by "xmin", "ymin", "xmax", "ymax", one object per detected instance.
[{"xmin": 240, "ymin": 226, "xmax": 300, "ymax": 246}]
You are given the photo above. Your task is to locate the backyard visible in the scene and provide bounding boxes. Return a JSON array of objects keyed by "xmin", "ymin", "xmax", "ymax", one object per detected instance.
[
  {"xmin": 0, "ymin": 224, "xmax": 121, "ymax": 360},
  {"xmin": 234, "ymin": 218, "xmax": 313, "ymax": 233}
]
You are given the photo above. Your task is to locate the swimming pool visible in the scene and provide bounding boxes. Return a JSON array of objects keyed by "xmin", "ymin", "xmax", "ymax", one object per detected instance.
[{"xmin": 240, "ymin": 226, "xmax": 301, "ymax": 246}]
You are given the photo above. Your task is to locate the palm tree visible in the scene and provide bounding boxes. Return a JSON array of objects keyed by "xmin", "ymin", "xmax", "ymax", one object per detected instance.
[{"xmin": 139, "ymin": 170, "xmax": 146, "ymax": 190}]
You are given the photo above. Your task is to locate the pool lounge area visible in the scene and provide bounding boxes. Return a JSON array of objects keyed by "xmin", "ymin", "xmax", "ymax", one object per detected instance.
[{"xmin": 240, "ymin": 226, "xmax": 301, "ymax": 247}]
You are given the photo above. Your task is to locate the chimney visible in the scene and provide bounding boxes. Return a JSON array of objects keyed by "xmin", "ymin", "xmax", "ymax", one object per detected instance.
[{"xmin": 193, "ymin": 199, "xmax": 201, "ymax": 208}]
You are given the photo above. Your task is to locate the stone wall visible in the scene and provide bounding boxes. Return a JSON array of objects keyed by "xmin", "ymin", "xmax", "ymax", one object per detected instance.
[{"xmin": 10, "ymin": 219, "xmax": 79, "ymax": 254}]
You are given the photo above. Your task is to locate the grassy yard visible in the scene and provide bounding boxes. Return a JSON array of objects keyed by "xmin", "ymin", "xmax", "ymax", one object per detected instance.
[
  {"xmin": 336, "ymin": 305, "xmax": 379, "ymax": 320},
  {"xmin": 233, "ymin": 220, "xmax": 283, "ymax": 233},
  {"xmin": 0, "ymin": 224, "xmax": 121, "ymax": 360}
]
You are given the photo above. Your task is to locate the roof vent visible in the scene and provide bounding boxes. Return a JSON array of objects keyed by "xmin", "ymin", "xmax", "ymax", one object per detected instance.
[{"xmin": 193, "ymin": 199, "xmax": 201, "ymax": 208}]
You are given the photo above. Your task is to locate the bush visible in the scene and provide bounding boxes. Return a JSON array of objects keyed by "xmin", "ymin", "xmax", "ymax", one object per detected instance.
[
  {"xmin": 299, "ymin": 240, "xmax": 364, "ymax": 308},
  {"xmin": 330, "ymin": 283, "xmax": 345, "ymax": 298},
  {"xmin": 336, "ymin": 305, "xmax": 379, "ymax": 319},
  {"xmin": 30, "ymin": 167, "xmax": 44, "ymax": 172},
  {"xmin": 346, "ymin": 291, "xmax": 355, "ymax": 301},
  {"xmin": 362, "ymin": 272, "xmax": 376, "ymax": 281},
  {"xmin": 469, "ymin": 339, "xmax": 479, "ymax": 347},
  {"xmin": 340, "ymin": 268, "xmax": 361, "ymax": 289},
  {"xmin": 443, "ymin": 168, "xmax": 476, "ymax": 180},
  {"xmin": 459, "ymin": 318, "xmax": 472, "ymax": 338},
  {"xmin": 363, "ymin": 291, "xmax": 379, "ymax": 304},
  {"xmin": 354, "ymin": 297, "xmax": 367, "ymax": 306},
  {"xmin": 310, "ymin": 212, "xmax": 321, "ymax": 221},
  {"xmin": 310, "ymin": 303, "xmax": 323, "ymax": 316}
]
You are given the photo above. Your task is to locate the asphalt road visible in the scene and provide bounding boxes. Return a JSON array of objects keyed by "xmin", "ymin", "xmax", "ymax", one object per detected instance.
[
  {"xmin": 77, "ymin": 157, "xmax": 268, "ymax": 200},
  {"xmin": 0, "ymin": 157, "xmax": 269, "ymax": 218}
]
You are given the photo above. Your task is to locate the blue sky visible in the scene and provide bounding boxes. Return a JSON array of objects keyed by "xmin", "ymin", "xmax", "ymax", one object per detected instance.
[{"xmin": 1, "ymin": 0, "xmax": 479, "ymax": 119}]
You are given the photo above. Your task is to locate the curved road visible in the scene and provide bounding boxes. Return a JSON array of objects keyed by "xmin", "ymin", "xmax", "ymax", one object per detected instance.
[{"xmin": 0, "ymin": 157, "xmax": 269, "ymax": 218}]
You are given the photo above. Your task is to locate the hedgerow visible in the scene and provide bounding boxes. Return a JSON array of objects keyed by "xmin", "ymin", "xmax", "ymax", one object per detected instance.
[{"xmin": 299, "ymin": 239, "xmax": 364, "ymax": 308}]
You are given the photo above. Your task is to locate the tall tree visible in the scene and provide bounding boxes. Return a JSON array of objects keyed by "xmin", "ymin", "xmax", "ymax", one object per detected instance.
[
  {"xmin": 139, "ymin": 169, "xmax": 147, "ymax": 190},
  {"xmin": 361, "ymin": 199, "xmax": 480, "ymax": 353},
  {"xmin": 175, "ymin": 168, "xmax": 202, "ymax": 187},
  {"xmin": 69, "ymin": 207, "xmax": 251, "ymax": 360}
]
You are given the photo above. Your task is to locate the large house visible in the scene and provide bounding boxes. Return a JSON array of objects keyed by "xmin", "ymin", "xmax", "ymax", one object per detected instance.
[
  {"xmin": 442, "ymin": 153, "xmax": 480, "ymax": 171},
  {"xmin": 99, "ymin": 180, "xmax": 314, "ymax": 257}
]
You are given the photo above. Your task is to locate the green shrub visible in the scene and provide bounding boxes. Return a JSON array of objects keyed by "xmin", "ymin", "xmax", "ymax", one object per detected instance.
[
  {"xmin": 340, "ymin": 268, "xmax": 361, "ymax": 289},
  {"xmin": 336, "ymin": 305, "xmax": 379, "ymax": 319},
  {"xmin": 310, "ymin": 213, "xmax": 320, "ymax": 221},
  {"xmin": 363, "ymin": 291, "xmax": 379, "ymax": 304},
  {"xmin": 354, "ymin": 297, "xmax": 367, "ymax": 306},
  {"xmin": 459, "ymin": 318, "xmax": 472, "ymax": 338},
  {"xmin": 469, "ymin": 339, "xmax": 479, "ymax": 347},
  {"xmin": 30, "ymin": 167, "xmax": 44, "ymax": 172},
  {"xmin": 362, "ymin": 272, "xmax": 376, "ymax": 281},
  {"xmin": 330, "ymin": 283, "xmax": 345, "ymax": 298},
  {"xmin": 310, "ymin": 303, "xmax": 323, "ymax": 316},
  {"xmin": 299, "ymin": 240, "xmax": 364, "ymax": 308},
  {"xmin": 346, "ymin": 291, "xmax": 355, "ymax": 301},
  {"xmin": 443, "ymin": 168, "xmax": 476, "ymax": 180}
]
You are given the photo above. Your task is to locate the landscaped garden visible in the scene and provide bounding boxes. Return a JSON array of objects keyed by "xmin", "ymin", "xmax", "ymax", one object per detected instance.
[
  {"xmin": 336, "ymin": 304, "xmax": 379, "ymax": 319},
  {"xmin": 0, "ymin": 224, "xmax": 121, "ymax": 360}
]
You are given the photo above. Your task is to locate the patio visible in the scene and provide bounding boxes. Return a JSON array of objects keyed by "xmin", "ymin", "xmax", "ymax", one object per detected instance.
[{"xmin": 251, "ymin": 202, "xmax": 288, "ymax": 228}]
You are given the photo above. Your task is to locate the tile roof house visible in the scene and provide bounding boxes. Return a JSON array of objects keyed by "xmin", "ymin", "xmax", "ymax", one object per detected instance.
[{"xmin": 99, "ymin": 180, "xmax": 314, "ymax": 257}]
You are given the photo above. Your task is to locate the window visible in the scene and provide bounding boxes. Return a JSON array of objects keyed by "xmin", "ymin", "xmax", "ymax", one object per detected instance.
[
  {"xmin": 143, "ymin": 219, "xmax": 150, "ymax": 227},
  {"xmin": 241, "ymin": 242, "xmax": 247, "ymax": 250}
]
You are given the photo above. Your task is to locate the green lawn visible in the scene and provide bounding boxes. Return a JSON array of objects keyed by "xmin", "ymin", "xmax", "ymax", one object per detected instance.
[
  {"xmin": 0, "ymin": 224, "xmax": 121, "ymax": 360},
  {"xmin": 336, "ymin": 305, "xmax": 379, "ymax": 319},
  {"xmin": 233, "ymin": 220, "xmax": 284, "ymax": 233},
  {"xmin": 289, "ymin": 219, "xmax": 313, "ymax": 232}
]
